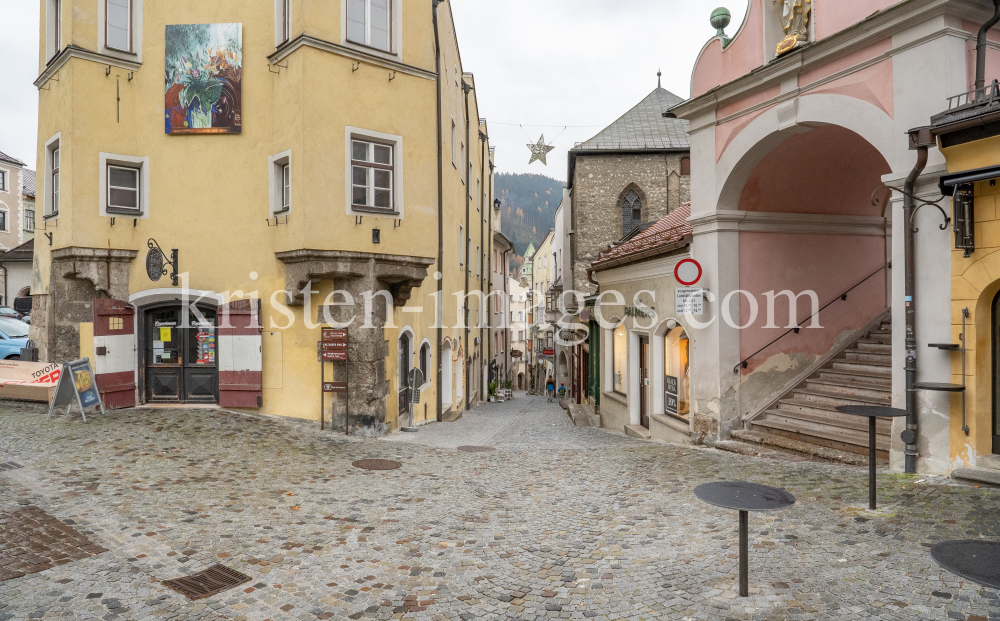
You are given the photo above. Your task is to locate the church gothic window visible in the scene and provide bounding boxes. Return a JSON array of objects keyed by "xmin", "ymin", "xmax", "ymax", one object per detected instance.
[{"xmin": 621, "ymin": 190, "xmax": 642, "ymax": 238}]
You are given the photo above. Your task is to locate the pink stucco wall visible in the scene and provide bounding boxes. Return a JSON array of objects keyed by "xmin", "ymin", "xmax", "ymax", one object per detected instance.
[
  {"xmin": 962, "ymin": 22, "xmax": 1000, "ymax": 92},
  {"xmin": 738, "ymin": 232, "xmax": 887, "ymax": 369},
  {"xmin": 736, "ymin": 124, "xmax": 890, "ymax": 371},
  {"xmin": 799, "ymin": 39, "xmax": 891, "ymax": 87},
  {"xmin": 691, "ymin": 1, "xmax": 764, "ymax": 98},
  {"xmin": 814, "ymin": 0, "xmax": 899, "ymax": 41},
  {"xmin": 738, "ymin": 125, "xmax": 890, "ymax": 216}
]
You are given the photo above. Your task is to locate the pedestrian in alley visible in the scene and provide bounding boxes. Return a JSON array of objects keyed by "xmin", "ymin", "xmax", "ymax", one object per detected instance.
[
  {"xmin": 546, "ymin": 376, "xmax": 555, "ymax": 402},
  {"xmin": 558, "ymin": 383, "xmax": 566, "ymax": 402}
]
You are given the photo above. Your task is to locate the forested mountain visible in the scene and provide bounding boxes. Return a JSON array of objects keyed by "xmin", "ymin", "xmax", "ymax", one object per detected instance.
[{"xmin": 495, "ymin": 172, "xmax": 564, "ymax": 274}]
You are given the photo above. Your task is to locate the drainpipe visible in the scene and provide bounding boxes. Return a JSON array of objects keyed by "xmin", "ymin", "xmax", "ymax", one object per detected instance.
[
  {"xmin": 480, "ymin": 131, "xmax": 487, "ymax": 388},
  {"xmin": 903, "ymin": 128, "xmax": 932, "ymax": 474},
  {"xmin": 433, "ymin": 0, "xmax": 444, "ymax": 422},
  {"xmin": 463, "ymin": 79, "xmax": 472, "ymax": 410},
  {"xmin": 976, "ymin": 0, "xmax": 1000, "ymax": 92}
]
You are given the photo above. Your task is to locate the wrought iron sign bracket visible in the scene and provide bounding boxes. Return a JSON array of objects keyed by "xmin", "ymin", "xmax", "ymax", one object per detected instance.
[
  {"xmin": 873, "ymin": 186, "xmax": 950, "ymax": 233},
  {"xmin": 146, "ymin": 238, "xmax": 178, "ymax": 286},
  {"xmin": 268, "ymin": 61, "xmax": 288, "ymax": 74},
  {"xmin": 266, "ymin": 214, "xmax": 289, "ymax": 226}
]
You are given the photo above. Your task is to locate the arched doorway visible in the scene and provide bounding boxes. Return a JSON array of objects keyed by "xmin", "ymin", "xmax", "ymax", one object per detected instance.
[
  {"xmin": 398, "ymin": 332, "xmax": 411, "ymax": 420},
  {"xmin": 517, "ymin": 372, "xmax": 524, "ymax": 390}
]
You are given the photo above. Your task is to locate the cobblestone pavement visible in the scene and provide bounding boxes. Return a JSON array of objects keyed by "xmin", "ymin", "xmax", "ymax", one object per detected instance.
[{"xmin": 0, "ymin": 394, "xmax": 998, "ymax": 621}]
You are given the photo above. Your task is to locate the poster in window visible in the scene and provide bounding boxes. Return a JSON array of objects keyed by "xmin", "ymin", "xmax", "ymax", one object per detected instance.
[{"xmin": 165, "ymin": 23, "xmax": 243, "ymax": 134}]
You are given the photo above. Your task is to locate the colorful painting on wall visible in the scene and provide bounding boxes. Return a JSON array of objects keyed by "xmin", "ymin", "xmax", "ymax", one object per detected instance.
[{"xmin": 164, "ymin": 23, "xmax": 242, "ymax": 134}]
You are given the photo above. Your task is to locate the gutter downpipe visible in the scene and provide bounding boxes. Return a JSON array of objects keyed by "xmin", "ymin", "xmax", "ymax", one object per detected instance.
[
  {"xmin": 433, "ymin": 0, "xmax": 444, "ymax": 422},
  {"xmin": 480, "ymin": 131, "xmax": 487, "ymax": 389},
  {"xmin": 903, "ymin": 127, "xmax": 932, "ymax": 474},
  {"xmin": 463, "ymin": 80, "xmax": 472, "ymax": 411},
  {"xmin": 976, "ymin": 0, "xmax": 1000, "ymax": 92}
]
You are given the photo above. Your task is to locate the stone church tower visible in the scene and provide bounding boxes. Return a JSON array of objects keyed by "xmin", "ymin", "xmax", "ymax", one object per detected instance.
[{"xmin": 567, "ymin": 80, "xmax": 690, "ymax": 295}]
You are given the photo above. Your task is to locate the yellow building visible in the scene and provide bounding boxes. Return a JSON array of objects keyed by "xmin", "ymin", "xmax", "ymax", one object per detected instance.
[
  {"xmin": 530, "ymin": 229, "xmax": 553, "ymax": 387},
  {"xmin": 930, "ymin": 82, "xmax": 1000, "ymax": 473},
  {"xmin": 30, "ymin": 0, "xmax": 494, "ymax": 433}
]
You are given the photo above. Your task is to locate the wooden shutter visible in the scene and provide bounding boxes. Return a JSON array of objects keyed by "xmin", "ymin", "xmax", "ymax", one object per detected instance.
[
  {"xmin": 218, "ymin": 299, "xmax": 262, "ymax": 408},
  {"xmin": 92, "ymin": 298, "xmax": 136, "ymax": 409}
]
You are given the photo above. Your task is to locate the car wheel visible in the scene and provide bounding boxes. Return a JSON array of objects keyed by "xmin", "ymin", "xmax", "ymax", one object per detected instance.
[{"xmin": 5, "ymin": 355, "xmax": 19, "ymax": 361}]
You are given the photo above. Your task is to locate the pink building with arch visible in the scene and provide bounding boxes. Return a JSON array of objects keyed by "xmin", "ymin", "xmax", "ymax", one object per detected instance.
[{"xmin": 672, "ymin": 0, "xmax": 1000, "ymax": 474}]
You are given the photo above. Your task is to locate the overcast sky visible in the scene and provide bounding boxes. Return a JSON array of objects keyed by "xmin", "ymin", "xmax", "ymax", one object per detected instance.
[{"xmin": 0, "ymin": 0, "xmax": 746, "ymax": 181}]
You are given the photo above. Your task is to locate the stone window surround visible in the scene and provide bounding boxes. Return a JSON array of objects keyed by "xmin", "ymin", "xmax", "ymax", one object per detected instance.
[
  {"xmin": 344, "ymin": 126, "xmax": 404, "ymax": 218},
  {"xmin": 43, "ymin": 133, "xmax": 61, "ymax": 220},
  {"xmin": 99, "ymin": 152, "xmax": 150, "ymax": 219},
  {"xmin": 268, "ymin": 149, "xmax": 292, "ymax": 216},
  {"xmin": 339, "ymin": 0, "xmax": 403, "ymax": 63},
  {"xmin": 98, "ymin": 0, "xmax": 144, "ymax": 63}
]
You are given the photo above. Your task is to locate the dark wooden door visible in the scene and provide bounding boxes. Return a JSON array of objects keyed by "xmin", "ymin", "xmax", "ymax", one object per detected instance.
[
  {"xmin": 143, "ymin": 305, "xmax": 218, "ymax": 404},
  {"xmin": 639, "ymin": 335, "xmax": 649, "ymax": 428}
]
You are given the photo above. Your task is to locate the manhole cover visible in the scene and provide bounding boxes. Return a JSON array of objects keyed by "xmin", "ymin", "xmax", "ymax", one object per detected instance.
[
  {"xmin": 457, "ymin": 446, "xmax": 495, "ymax": 452},
  {"xmin": 0, "ymin": 462, "xmax": 23, "ymax": 470},
  {"xmin": 161, "ymin": 564, "xmax": 251, "ymax": 600},
  {"xmin": 352, "ymin": 459, "xmax": 402, "ymax": 470}
]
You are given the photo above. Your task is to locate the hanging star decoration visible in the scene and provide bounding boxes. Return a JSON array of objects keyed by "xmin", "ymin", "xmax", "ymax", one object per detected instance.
[{"xmin": 526, "ymin": 135, "xmax": 555, "ymax": 166}]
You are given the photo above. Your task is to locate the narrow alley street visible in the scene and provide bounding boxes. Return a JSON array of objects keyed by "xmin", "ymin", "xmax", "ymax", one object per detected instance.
[{"xmin": 0, "ymin": 396, "xmax": 998, "ymax": 620}]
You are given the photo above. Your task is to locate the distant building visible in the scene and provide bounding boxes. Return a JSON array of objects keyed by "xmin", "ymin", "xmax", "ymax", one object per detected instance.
[{"xmin": 567, "ymin": 78, "xmax": 691, "ymax": 298}]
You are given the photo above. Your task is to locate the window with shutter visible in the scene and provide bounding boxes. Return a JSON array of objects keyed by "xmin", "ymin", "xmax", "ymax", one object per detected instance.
[
  {"xmin": 51, "ymin": 147, "xmax": 60, "ymax": 215},
  {"xmin": 106, "ymin": 0, "xmax": 131, "ymax": 52},
  {"xmin": 282, "ymin": 163, "xmax": 291, "ymax": 209}
]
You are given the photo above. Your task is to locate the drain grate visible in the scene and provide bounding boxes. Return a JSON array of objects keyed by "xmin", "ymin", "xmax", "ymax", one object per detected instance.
[
  {"xmin": 161, "ymin": 564, "xmax": 251, "ymax": 600},
  {"xmin": 457, "ymin": 446, "xmax": 495, "ymax": 453},
  {"xmin": 0, "ymin": 462, "xmax": 23, "ymax": 471},
  {"xmin": 351, "ymin": 459, "xmax": 402, "ymax": 471}
]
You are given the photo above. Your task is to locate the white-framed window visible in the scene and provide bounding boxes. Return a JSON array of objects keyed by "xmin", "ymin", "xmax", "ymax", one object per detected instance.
[
  {"xmin": 24, "ymin": 209, "xmax": 34, "ymax": 232},
  {"xmin": 476, "ymin": 245, "xmax": 480, "ymax": 276},
  {"xmin": 106, "ymin": 0, "xmax": 132, "ymax": 52},
  {"xmin": 98, "ymin": 0, "xmax": 142, "ymax": 62},
  {"xmin": 107, "ymin": 165, "xmax": 140, "ymax": 212},
  {"xmin": 0, "ymin": 170, "xmax": 7, "ymax": 193},
  {"xmin": 99, "ymin": 152, "xmax": 150, "ymax": 218},
  {"xmin": 268, "ymin": 150, "xmax": 291, "ymax": 214},
  {"xmin": 0, "ymin": 209, "xmax": 7, "ymax": 232},
  {"xmin": 346, "ymin": 0, "xmax": 391, "ymax": 52},
  {"xmin": 459, "ymin": 225, "xmax": 464, "ymax": 266},
  {"xmin": 467, "ymin": 237, "xmax": 472, "ymax": 273},
  {"xmin": 352, "ymin": 139, "xmax": 392, "ymax": 210},
  {"xmin": 460, "ymin": 143, "xmax": 466, "ymax": 182},
  {"xmin": 46, "ymin": 0, "xmax": 62, "ymax": 61},
  {"xmin": 44, "ymin": 134, "xmax": 60, "ymax": 218},
  {"xmin": 612, "ymin": 323, "xmax": 627, "ymax": 395},
  {"xmin": 276, "ymin": 0, "xmax": 291, "ymax": 45},
  {"xmin": 476, "ymin": 179, "xmax": 480, "ymax": 210},
  {"xmin": 345, "ymin": 127, "xmax": 404, "ymax": 216}
]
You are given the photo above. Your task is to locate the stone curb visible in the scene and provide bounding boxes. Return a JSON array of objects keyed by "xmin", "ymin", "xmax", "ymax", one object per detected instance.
[{"xmin": 730, "ymin": 429, "xmax": 875, "ymax": 467}]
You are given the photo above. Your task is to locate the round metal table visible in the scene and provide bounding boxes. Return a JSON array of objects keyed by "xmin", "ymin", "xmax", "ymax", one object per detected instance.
[
  {"xmin": 930, "ymin": 540, "xmax": 1000, "ymax": 590},
  {"xmin": 835, "ymin": 405, "xmax": 909, "ymax": 510},
  {"xmin": 694, "ymin": 482, "xmax": 796, "ymax": 597}
]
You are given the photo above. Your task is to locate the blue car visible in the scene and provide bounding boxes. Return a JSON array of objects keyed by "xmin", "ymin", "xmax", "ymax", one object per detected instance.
[{"xmin": 0, "ymin": 317, "xmax": 30, "ymax": 360}]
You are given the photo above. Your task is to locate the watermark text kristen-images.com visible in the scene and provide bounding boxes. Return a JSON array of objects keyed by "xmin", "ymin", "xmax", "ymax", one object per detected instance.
[{"xmin": 174, "ymin": 273, "xmax": 824, "ymax": 346}]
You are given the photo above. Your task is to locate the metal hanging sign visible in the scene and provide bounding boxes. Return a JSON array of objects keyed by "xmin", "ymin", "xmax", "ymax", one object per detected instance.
[{"xmin": 146, "ymin": 238, "xmax": 179, "ymax": 286}]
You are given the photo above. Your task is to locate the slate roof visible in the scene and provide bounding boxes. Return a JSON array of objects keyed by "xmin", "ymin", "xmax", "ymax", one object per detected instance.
[
  {"xmin": 21, "ymin": 169, "xmax": 35, "ymax": 198},
  {"xmin": 0, "ymin": 151, "xmax": 25, "ymax": 167},
  {"xmin": 591, "ymin": 203, "xmax": 692, "ymax": 270},
  {"xmin": 0, "ymin": 238, "xmax": 34, "ymax": 263},
  {"xmin": 573, "ymin": 88, "xmax": 690, "ymax": 152}
]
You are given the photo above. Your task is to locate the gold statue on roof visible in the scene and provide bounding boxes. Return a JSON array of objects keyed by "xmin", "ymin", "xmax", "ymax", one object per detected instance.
[{"xmin": 773, "ymin": 0, "xmax": 811, "ymax": 56}]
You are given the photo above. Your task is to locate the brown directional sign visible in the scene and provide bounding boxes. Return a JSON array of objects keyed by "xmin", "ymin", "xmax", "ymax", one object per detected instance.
[
  {"xmin": 324, "ymin": 382, "xmax": 348, "ymax": 393},
  {"xmin": 321, "ymin": 341, "xmax": 348, "ymax": 351},
  {"xmin": 322, "ymin": 328, "xmax": 348, "ymax": 342},
  {"xmin": 322, "ymin": 350, "xmax": 348, "ymax": 361}
]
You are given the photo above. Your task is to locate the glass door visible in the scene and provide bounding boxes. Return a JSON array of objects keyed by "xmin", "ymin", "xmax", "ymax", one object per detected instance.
[
  {"xmin": 639, "ymin": 335, "xmax": 649, "ymax": 428},
  {"xmin": 184, "ymin": 309, "xmax": 218, "ymax": 403},
  {"xmin": 146, "ymin": 308, "xmax": 182, "ymax": 402},
  {"xmin": 143, "ymin": 306, "xmax": 218, "ymax": 404}
]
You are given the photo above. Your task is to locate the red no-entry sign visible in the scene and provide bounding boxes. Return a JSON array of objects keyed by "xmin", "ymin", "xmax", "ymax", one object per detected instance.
[{"xmin": 675, "ymin": 258, "xmax": 702, "ymax": 286}]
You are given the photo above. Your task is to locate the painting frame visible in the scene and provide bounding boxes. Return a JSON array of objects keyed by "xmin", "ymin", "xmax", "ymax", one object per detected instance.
[{"xmin": 164, "ymin": 23, "xmax": 243, "ymax": 135}]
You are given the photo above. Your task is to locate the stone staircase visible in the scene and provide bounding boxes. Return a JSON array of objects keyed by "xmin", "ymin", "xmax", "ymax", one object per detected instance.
[{"xmin": 739, "ymin": 317, "xmax": 893, "ymax": 461}]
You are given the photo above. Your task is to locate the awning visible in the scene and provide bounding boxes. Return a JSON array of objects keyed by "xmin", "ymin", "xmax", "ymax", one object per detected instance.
[{"xmin": 939, "ymin": 165, "xmax": 1000, "ymax": 196}]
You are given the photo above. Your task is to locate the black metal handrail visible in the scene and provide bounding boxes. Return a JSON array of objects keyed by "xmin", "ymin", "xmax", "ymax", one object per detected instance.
[{"xmin": 734, "ymin": 261, "xmax": 891, "ymax": 373}]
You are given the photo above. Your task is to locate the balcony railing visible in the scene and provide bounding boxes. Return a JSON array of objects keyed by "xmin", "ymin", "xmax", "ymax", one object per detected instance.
[{"xmin": 945, "ymin": 80, "xmax": 1000, "ymax": 112}]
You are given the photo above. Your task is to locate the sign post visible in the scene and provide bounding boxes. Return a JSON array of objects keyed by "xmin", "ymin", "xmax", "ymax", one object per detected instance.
[
  {"xmin": 46, "ymin": 358, "xmax": 105, "ymax": 423},
  {"xmin": 319, "ymin": 329, "xmax": 349, "ymax": 434}
]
